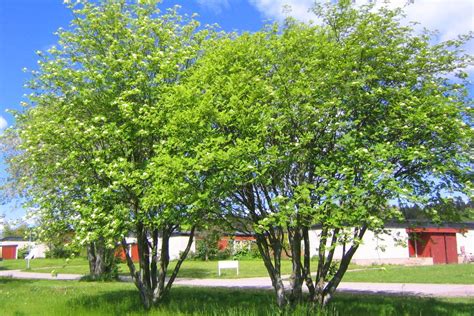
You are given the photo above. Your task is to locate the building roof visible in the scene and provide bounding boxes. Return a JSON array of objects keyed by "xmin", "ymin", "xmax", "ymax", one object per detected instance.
[
  {"xmin": 311, "ymin": 221, "xmax": 474, "ymax": 230},
  {"xmin": 384, "ymin": 220, "xmax": 474, "ymax": 230},
  {"xmin": 0, "ymin": 236, "xmax": 26, "ymax": 242}
]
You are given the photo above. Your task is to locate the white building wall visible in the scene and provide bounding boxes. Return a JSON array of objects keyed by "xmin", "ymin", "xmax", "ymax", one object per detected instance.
[
  {"xmin": 123, "ymin": 235, "xmax": 195, "ymax": 260},
  {"xmin": 308, "ymin": 228, "xmax": 409, "ymax": 260},
  {"xmin": 0, "ymin": 241, "xmax": 48, "ymax": 259},
  {"xmin": 457, "ymin": 230, "xmax": 474, "ymax": 255},
  {"xmin": 309, "ymin": 227, "xmax": 474, "ymax": 265},
  {"xmin": 168, "ymin": 236, "xmax": 196, "ymax": 260},
  {"xmin": 352, "ymin": 229, "xmax": 409, "ymax": 260}
]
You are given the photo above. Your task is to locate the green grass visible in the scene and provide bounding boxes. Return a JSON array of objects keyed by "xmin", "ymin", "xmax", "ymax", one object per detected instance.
[
  {"xmin": 0, "ymin": 257, "xmax": 90, "ymax": 273},
  {"xmin": 342, "ymin": 263, "xmax": 474, "ymax": 284},
  {"xmin": 168, "ymin": 259, "xmax": 293, "ymax": 279},
  {"xmin": 0, "ymin": 278, "xmax": 472, "ymax": 316},
  {"xmin": 0, "ymin": 257, "xmax": 91, "ymax": 274},
  {"xmin": 2, "ymin": 258, "xmax": 473, "ymax": 284},
  {"xmin": 1, "ymin": 257, "xmax": 290, "ymax": 278}
]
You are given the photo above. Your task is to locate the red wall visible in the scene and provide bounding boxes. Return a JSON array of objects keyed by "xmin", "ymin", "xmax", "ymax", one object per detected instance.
[
  {"xmin": 131, "ymin": 244, "xmax": 139, "ymax": 262},
  {"xmin": 1, "ymin": 245, "xmax": 18, "ymax": 260},
  {"xmin": 115, "ymin": 244, "xmax": 139, "ymax": 262},
  {"xmin": 218, "ymin": 236, "xmax": 256, "ymax": 250},
  {"xmin": 408, "ymin": 231, "xmax": 458, "ymax": 264}
]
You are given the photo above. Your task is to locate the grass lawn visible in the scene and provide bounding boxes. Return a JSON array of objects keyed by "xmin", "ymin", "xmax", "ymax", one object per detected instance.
[
  {"xmin": 0, "ymin": 278, "xmax": 473, "ymax": 316},
  {"xmin": 2, "ymin": 257, "xmax": 473, "ymax": 284},
  {"xmin": 0, "ymin": 257, "xmax": 90, "ymax": 274},
  {"xmin": 342, "ymin": 263, "xmax": 474, "ymax": 284}
]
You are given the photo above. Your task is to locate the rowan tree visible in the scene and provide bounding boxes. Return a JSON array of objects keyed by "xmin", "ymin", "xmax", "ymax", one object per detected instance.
[
  {"xmin": 181, "ymin": 0, "xmax": 473, "ymax": 310},
  {"xmin": 6, "ymin": 0, "xmax": 215, "ymax": 308}
]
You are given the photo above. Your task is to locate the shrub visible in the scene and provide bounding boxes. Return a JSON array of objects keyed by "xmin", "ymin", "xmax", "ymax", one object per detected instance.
[
  {"xmin": 45, "ymin": 244, "xmax": 80, "ymax": 258},
  {"xmin": 17, "ymin": 246, "xmax": 30, "ymax": 259},
  {"xmin": 216, "ymin": 248, "xmax": 231, "ymax": 260}
]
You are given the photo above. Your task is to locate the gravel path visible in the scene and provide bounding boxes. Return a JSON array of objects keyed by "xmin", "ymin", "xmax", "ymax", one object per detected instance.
[
  {"xmin": 1, "ymin": 269, "xmax": 473, "ymax": 298},
  {"xmin": 0, "ymin": 269, "xmax": 82, "ymax": 280}
]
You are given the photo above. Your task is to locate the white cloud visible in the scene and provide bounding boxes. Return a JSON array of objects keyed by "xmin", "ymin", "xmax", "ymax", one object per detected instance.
[
  {"xmin": 249, "ymin": 0, "xmax": 315, "ymax": 22},
  {"xmin": 0, "ymin": 115, "xmax": 7, "ymax": 131},
  {"xmin": 249, "ymin": 1, "xmax": 474, "ymax": 52},
  {"xmin": 370, "ymin": 1, "xmax": 473, "ymax": 42},
  {"xmin": 196, "ymin": 0, "xmax": 231, "ymax": 13}
]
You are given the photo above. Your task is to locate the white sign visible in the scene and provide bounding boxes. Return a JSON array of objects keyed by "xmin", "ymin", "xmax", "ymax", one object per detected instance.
[{"xmin": 218, "ymin": 260, "xmax": 239, "ymax": 276}]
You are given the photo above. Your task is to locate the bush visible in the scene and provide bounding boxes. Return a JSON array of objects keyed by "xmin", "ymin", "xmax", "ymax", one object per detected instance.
[
  {"xmin": 216, "ymin": 248, "xmax": 231, "ymax": 260},
  {"xmin": 232, "ymin": 241, "xmax": 261, "ymax": 260},
  {"xmin": 249, "ymin": 242, "xmax": 261, "ymax": 259},
  {"xmin": 195, "ymin": 239, "xmax": 219, "ymax": 261},
  {"xmin": 17, "ymin": 246, "xmax": 30, "ymax": 259},
  {"xmin": 45, "ymin": 244, "xmax": 80, "ymax": 258},
  {"xmin": 186, "ymin": 251, "xmax": 198, "ymax": 260}
]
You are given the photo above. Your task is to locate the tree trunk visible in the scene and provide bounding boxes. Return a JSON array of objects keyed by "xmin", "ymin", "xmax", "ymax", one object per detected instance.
[
  {"xmin": 302, "ymin": 227, "xmax": 315, "ymax": 299},
  {"xmin": 87, "ymin": 238, "xmax": 116, "ymax": 280},
  {"xmin": 87, "ymin": 243, "xmax": 96, "ymax": 276},
  {"xmin": 288, "ymin": 227, "xmax": 304, "ymax": 304},
  {"xmin": 255, "ymin": 231, "xmax": 288, "ymax": 309},
  {"xmin": 312, "ymin": 225, "xmax": 368, "ymax": 309},
  {"xmin": 122, "ymin": 220, "xmax": 196, "ymax": 310}
]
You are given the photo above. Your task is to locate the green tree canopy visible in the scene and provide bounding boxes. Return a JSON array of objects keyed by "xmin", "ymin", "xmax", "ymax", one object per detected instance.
[
  {"xmin": 6, "ymin": 0, "xmax": 217, "ymax": 309},
  {"xmin": 179, "ymin": 0, "xmax": 473, "ymax": 309}
]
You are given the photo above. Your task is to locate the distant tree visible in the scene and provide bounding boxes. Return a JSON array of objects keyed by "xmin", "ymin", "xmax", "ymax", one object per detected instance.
[
  {"xmin": 402, "ymin": 197, "xmax": 474, "ymax": 221},
  {"xmin": 2, "ymin": 222, "xmax": 29, "ymax": 238},
  {"xmin": 195, "ymin": 227, "xmax": 224, "ymax": 261}
]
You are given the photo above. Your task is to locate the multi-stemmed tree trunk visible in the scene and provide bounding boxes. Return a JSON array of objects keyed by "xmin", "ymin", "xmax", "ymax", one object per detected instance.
[
  {"xmin": 305, "ymin": 226, "xmax": 368, "ymax": 308},
  {"xmin": 121, "ymin": 221, "xmax": 196, "ymax": 310},
  {"xmin": 87, "ymin": 237, "xmax": 116, "ymax": 280},
  {"xmin": 184, "ymin": 0, "xmax": 472, "ymax": 312}
]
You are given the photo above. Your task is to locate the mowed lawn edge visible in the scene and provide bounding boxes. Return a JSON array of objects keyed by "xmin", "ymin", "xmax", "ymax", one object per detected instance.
[
  {"xmin": 1, "ymin": 258, "xmax": 473, "ymax": 284},
  {"xmin": 0, "ymin": 278, "xmax": 473, "ymax": 316}
]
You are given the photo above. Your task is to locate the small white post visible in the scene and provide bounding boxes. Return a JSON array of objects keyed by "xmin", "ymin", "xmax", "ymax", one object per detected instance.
[{"xmin": 26, "ymin": 229, "xmax": 32, "ymax": 269}]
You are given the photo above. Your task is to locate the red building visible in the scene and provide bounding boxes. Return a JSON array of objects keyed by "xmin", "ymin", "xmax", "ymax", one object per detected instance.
[
  {"xmin": 0, "ymin": 237, "xmax": 24, "ymax": 260},
  {"xmin": 218, "ymin": 233, "xmax": 256, "ymax": 250},
  {"xmin": 115, "ymin": 241, "xmax": 139, "ymax": 262},
  {"xmin": 0, "ymin": 245, "xmax": 18, "ymax": 260},
  {"xmin": 407, "ymin": 227, "xmax": 460, "ymax": 264}
]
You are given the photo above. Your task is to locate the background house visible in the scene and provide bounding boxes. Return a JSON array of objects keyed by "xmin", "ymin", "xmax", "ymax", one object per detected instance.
[
  {"xmin": 217, "ymin": 232, "xmax": 255, "ymax": 251},
  {"xmin": 116, "ymin": 233, "xmax": 196, "ymax": 262},
  {"xmin": 0, "ymin": 236, "xmax": 48, "ymax": 260},
  {"xmin": 308, "ymin": 222, "xmax": 474, "ymax": 265}
]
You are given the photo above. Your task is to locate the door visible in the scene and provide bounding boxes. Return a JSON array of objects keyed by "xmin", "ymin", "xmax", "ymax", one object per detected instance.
[
  {"xmin": 444, "ymin": 233, "xmax": 458, "ymax": 264},
  {"xmin": 430, "ymin": 233, "xmax": 458, "ymax": 264},
  {"xmin": 1, "ymin": 245, "xmax": 17, "ymax": 260},
  {"xmin": 430, "ymin": 234, "xmax": 447, "ymax": 264}
]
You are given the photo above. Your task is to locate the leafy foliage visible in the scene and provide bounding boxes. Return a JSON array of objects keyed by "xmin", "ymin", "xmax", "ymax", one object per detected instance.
[
  {"xmin": 4, "ymin": 0, "xmax": 216, "ymax": 309},
  {"xmin": 178, "ymin": 0, "xmax": 473, "ymax": 309},
  {"xmin": 2, "ymin": 0, "xmax": 472, "ymax": 312}
]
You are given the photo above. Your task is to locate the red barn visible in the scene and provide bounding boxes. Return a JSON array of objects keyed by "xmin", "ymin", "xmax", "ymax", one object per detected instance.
[
  {"xmin": 407, "ymin": 227, "xmax": 460, "ymax": 264},
  {"xmin": 115, "ymin": 240, "xmax": 139, "ymax": 262},
  {"xmin": 218, "ymin": 233, "xmax": 256, "ymax": 250},
  {"xmin": 0, "ymin": 245, "xmax": 18, "ymax": 260}
]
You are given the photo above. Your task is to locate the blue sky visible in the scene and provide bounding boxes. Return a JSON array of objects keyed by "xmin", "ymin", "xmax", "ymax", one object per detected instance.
[{"xmin": 0, "ymin": 0, "xmax": 473, "ymax": 222}]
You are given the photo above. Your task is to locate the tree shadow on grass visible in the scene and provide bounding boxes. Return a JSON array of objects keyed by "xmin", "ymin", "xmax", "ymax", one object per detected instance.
[
  {"xmin": 171, "ymin": 268, "xmax": 214, "ymax": 279},
  {"xmin": 0, "ymin": 277, "xmax": 33, "ymax": 284},
  {"xmin": 66, "ymin": 285, "xmax": 474, "ymax": 316},
  {"xmin": 0, "ymin": 277, "xmax": 54, "ymax": 287},
  {"xmin": 330, "ymin": 294, "xmax": 474, "ymax": 316},
  {"xmin": 67, "ymin": 287, "xmax": 142, "ymax": 315},
  {"xmin": 67, "ymin": 286, "xmax": 280, "ymax": 315}
]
